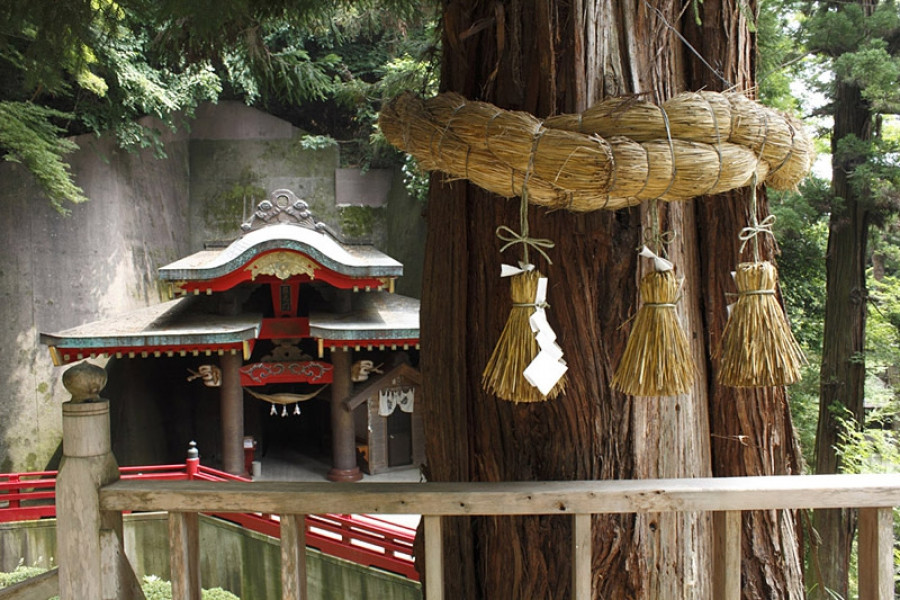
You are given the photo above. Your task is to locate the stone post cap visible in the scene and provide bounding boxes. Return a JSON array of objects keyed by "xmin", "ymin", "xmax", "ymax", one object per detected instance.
[{"xmin": 62, "ymin": 362, "xmax": 107, "ymax": 403}]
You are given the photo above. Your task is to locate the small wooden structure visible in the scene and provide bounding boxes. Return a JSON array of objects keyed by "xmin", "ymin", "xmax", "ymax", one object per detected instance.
[
  {"xmin": 345, "ymin": 363, "xmax": 424, "ymax": 475},
  {"xmin": 40, "ymin": 189, "xmax": 421, "ymax": 481}
]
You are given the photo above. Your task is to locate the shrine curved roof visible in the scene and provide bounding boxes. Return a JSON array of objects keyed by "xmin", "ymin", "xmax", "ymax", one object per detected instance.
[
  {"xmin": 39, "ymin": 296, "xmax": 263, "ymax": 364},
  {"xmin": 40, "ymin": 291, "xmax": 421, "ymax": 365},
  {"xmin": 309, "ymin": 292, "xmax": 419, "ymax": 342},
  {"xmin": 159, "ymin": 223, "xmax": 403, "ymax": 282}
]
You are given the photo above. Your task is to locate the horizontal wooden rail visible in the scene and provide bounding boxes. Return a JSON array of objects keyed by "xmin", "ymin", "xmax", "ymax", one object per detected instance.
[
  {"xmin": 100, "ymin": 473, "xmax": 900, "ymax": 515},
  {"xmin": 0, "ymin": 568, "xmax": 59, "ymax": 600},
  {"xmin": 2, "ymin": 462, "xmax": 418, "ymax": 579},
  {"xmin": 99, "ymin": 473, "xmax": 900, "ymax": 600}
]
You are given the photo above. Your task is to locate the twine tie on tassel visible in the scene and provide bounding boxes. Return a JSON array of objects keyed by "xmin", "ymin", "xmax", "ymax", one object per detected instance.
[
  {"xmin": 496, "ymin": 149, "xmax": 555, "ymax": 265},
  {"xmin": 512, "ymin": 300, "xmax": 550, "ymax": 308},
  {"xmin": 738, "ymin": 214, "xmax": 776, "ymax": 255},
  {"xmin": 641, "ymin": 229, "xmax": 677, "ymax": 251},
  {"xmin": 496, "ymin": 225, "xmax": 555, "ymax": 265}
]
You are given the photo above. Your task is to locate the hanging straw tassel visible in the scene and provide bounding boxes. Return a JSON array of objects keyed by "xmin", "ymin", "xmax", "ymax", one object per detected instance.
[
  {"xmin": 717, "ymin": 260, "xmax": 806, "ymax": 387},
  {"xmin": 482, "ymin": 269, "xmax": 567, "ymax": 403},
  {"xmin": 612, "ymin": 267, "xmax": 696, "ymax": 396}
]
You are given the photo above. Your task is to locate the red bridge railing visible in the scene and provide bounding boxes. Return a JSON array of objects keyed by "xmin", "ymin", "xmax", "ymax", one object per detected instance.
[{"xmin": 0, "ymin": 452, "xmax": 418, "ymax": 581}]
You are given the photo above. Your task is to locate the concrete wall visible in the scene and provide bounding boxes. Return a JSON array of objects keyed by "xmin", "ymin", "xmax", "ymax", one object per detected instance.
[
  {"xmin": 0, "ymin": 515, "xmax": 422, "ymax": 600},
  {"xmin": 0, "ymin": 102, "xmax": 425, "ymax": 472},
  {"xmin": 0, "ymin": 127, "xmax": 192, "ymax": 473}
]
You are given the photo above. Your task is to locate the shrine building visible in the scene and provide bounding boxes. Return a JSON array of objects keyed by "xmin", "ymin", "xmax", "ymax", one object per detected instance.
[{"xmin": 40, "ymin": 189, "xmax": 422, "ymax": 481}]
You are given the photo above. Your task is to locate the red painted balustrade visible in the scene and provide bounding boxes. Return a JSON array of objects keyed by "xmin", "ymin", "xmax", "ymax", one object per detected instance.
[{"xmin": 1, "ymin": 459, "xmax": 418, "ymax": 581}]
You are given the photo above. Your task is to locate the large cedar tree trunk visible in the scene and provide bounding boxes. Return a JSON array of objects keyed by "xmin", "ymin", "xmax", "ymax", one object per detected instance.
[{"xmin": 419, "ymin": 0, "xmax": 802, "ymax": 597}]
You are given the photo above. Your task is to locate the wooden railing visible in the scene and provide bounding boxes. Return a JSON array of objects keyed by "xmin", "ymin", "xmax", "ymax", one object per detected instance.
[
  {"xmin": 96, "ymin": 474, "xmax": 900, "ymax": 600},
  {"xmin": 2, "ymin": 460, "xmax": 418, "ymax": 580},
  {"xmin": 47, "ymin": 363, "xmax": 900, "ymax": 600}
]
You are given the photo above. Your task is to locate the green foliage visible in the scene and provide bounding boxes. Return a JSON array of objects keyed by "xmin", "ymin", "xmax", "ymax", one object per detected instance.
[
  {"xmin": 340, "ymin": 205, "xmax": 377, "ymax": 238},
  {"xmin": 831, "ymin": 133, "xmax": 900, "ymax": 215},
  {"xmin": 0, "ymin": 0, "xmax": 437, "ymax": 210},
  {"xmin": 869, "ymin": 272, "xmax": 900, "ymax": 367},
  {"xmin": 298, "ymin": 134, "xmax": 339, "ymax": 151},
  {"xmin": 274, "ymin": 6, "xmax": 439, "ymax": 171},
  {"xmin": 0, "ymin": 569, "xmax": 240, "ymax": 599},
  {"xmin": 771, "ymin": 180, "xmax": 830, "ymax": 350},
  {"xmin": 770, "ymin": 180, "xmax": 830, "ymax": 467},
  {"xmin": 401, "ymin": 156, "xmax": 430, "ymax": 204},
  {"xmin": 0, "ymin": 563, "xmax": 48, "ymax": 588},
  {"xmin": 141, "ymin": 575, "xmax": 240, "ymax": 600},
  {"xmin": 80, "ymin": 25, "xmax": 223, "ymax": 156},
  {"xmin": 0, "ymin": 101, "xmax": 88, "ymax": 212},
  {"xmin": 836, "ymin": 406, "xmax": 900, "ymax": 475},
  {"xmin": 805, "ymin": 1, "xmax": 900, "ymax": 58},
  {"xmin": 757, "ymin": 0, "xmax": 804, "ymax": 112},
  {"xmin": 834, "ymin": 38, "xmax": 900, "ymax": 112}
]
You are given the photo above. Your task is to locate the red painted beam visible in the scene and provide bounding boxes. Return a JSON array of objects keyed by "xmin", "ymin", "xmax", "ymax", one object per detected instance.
[
  {"xmin": 240, "ymin": 361, "xmax": 333, "ymax": 387},
  {"xmin": 52, "ymin": 342, "xmax": 252, "ymax": 364}
]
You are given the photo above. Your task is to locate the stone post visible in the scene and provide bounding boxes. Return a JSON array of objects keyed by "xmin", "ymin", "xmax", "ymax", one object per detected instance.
[
  {"xmin": 56, "ymin": 361, "xmax": 143, "ymax": 600},
  {"xmin": 327, "ymin": 349, "xmax": 362, "ymax": 482}
]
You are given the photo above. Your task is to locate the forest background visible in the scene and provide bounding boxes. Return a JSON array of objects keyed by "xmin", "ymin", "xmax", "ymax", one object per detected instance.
[{"xmin": 2, "ymin": 0, "xmax": 899, "ymax": 597}]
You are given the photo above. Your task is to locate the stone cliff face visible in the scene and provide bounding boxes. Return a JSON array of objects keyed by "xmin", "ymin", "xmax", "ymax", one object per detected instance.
[{"xmin": 0, "ymin": 102, "xmax": 423, "ymax": 471}]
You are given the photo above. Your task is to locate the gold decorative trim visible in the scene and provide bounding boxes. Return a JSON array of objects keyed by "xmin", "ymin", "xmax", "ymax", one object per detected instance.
[
  {"xmin": 378, "ymin": 277, "xmax": 396, "ymax": 293},
  {"xmin": 246, "ymin": 252, "xmax": 318, "ymax": 281},
  {"xmin": 170, "ymin": 281, "xmax": 188, "ymax": 297},
  {"xmin": 48, "ymin": 346, "xmax": 62, "ymax": 367}
]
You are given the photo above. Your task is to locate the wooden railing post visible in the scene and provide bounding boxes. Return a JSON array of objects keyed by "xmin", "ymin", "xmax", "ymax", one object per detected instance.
[
  {"xmin": 424, "ymin": 516, "xmax": 443, "ymax": 600},
  {"xmin": 280, "ymin": 514, "xmax": 308, "ymax": 600},
  {"xmin": 712, "ymin": 511, "xmax": 742, "ymax": 600},
  {"xmin": 858, "ymin": 507, "xmax": 894, "ymax": 600},
  {"xmin": 571, "ymin": 514, "xmax": 591, "ymax": 599},
  {"xmin": 169, "ymin": 511, "xmax": 201, "ymax": 600},
  {"xmin": 56, "ymin": 362, "xmax": 143, "ymax": 600}
]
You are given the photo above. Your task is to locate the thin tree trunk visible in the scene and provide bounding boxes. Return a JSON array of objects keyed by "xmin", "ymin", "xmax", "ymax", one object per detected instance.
[{"xmin": 812, "ymin": 74, "xmax": 873, "ymax": 599}]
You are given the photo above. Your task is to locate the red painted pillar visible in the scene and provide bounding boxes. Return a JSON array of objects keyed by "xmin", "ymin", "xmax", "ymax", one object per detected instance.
[
  {"xmin": 220, "ymin": 353, "xmax": 245, "ymax": 475},
  {"xmin": 327, "ymin": 349, "xmax": 362, "ymax": 482}
]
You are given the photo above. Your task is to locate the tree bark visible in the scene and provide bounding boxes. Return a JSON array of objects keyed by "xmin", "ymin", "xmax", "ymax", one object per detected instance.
[
  {"xmin": 683, "ymin": 1, "xmax": 806, "ymax": 598},
  {"xmin": 421, "ymin": 0, "xmax": 800, "ymax": 597},
  {"xmin": 812, "ymin": 71, "xmax": 874, "ymax": 600}
]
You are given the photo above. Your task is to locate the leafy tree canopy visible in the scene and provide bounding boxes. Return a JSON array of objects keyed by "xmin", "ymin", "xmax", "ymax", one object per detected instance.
[{"xmin": 0, "ymin": 0, "xmax": 437, "ymax": 212}]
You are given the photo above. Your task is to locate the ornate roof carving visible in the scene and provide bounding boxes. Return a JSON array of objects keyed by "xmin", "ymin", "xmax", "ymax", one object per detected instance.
[{"xmin": 241, "ymin": 189, "xmax": 339, "ymax": 240}]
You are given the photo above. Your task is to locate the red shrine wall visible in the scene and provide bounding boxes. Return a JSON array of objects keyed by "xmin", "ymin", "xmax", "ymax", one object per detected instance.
[{"xmin": 0, "ymin": 102, "xmax": 424, "ymax": 472}]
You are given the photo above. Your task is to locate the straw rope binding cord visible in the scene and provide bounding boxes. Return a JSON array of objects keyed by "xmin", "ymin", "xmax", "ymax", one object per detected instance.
[{"xmin": 717, "ymin": 179, "xmax": 806, "ymax": 387}]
